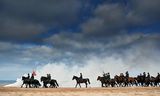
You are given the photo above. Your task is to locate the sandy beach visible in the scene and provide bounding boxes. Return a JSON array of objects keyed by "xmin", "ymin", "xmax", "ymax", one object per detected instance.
[{"xmin": 0, "ymin": 87, "xmax": 160, "ymax": 96}]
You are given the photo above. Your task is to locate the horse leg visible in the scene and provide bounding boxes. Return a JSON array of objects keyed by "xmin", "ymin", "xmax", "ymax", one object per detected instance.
[
  {"xmin": 35, "ymin": 84, "xmax": 37, "ymax": 88},
  {"xmin": 135, "ymin": 80, "xmax": 138, "ymax": 86},
  {"xmin": 56, "ymin": 81, "xmax": 59, "ymax": 87},
  {"xmin": 85, "ymin": 83, "xmax": 88, "ymax": 88},
  {"xmin": 44, "ymin": 82, "xmax": 48, "ymax": 88},
  {"xmin": 49, "ymin": 84, "xmax": 52, "ymax": 88},
  {"xmin": 101, "ymin": 83, "xmax": 104, "ymax": 87},
  {"xmin": 75, "ymin": 83, "xmax": 78, "ymax": 88},
  {"xmin": 29, "ymin": 84, "xmax": 31, "ymax": 88},
  {"xmin": 42, "ymin": 82, "xmax": 45, "ymax": 88},
  {"xmin": 25, "ymin": 84, "xmax": 27, "ymax": 88},
  {"xmin": 105, "ymin": 83, "xmax": 108, "ymax": 87},
  {"xmin": 79, "ymin": 83, "xmax": 81, "ymax": 88},
  {"xmin": 45, "ymin": 83, "xmax": 48, "ymax": 88},
  {"xmin": 54, "ymin": 83, "xmax": 57, "ymax": 88},
  {"xmin": 21, "ymin": 83, "xmax": 24, "ymax": 88},
  {"xmin": 44, "ymin": 83, "xmax": 46, "ymax": 88}
]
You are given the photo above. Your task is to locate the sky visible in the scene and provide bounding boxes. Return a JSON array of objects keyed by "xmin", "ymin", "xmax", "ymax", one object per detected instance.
[{"xmin": 0, "ymin": 0, "xmax": 160, "ymax": 82}]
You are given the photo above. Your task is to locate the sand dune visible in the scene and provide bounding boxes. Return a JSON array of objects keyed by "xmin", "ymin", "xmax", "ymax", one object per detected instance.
[{"xmin": 0, "ymin": 87, "xmax": 160, "ymax": 96}]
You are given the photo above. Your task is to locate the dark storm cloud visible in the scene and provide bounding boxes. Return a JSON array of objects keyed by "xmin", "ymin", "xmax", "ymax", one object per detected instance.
[
  {"xmin": 0, "ymin": 0, "xmax": 160, "ymax": 78},
  {"xmin": 81, "ymin": 3, "xmax": 126, "ymax": 37},
  {"xmin": 81, "ymin": 0, "xmax": 160, "ymax": 37},
  {"xmin": 0, "ymin": 0, "xmax": 83, "ymax": 42},
  {"xmin": 0, "ymin": 19, "xmax": 45, "ymax": 42},
  {"xmin": 1, "ymin": 0, "xmax": 159, "ymax": 43},
  {"xmin": 43, "ymin": 0, "xmax": 160, "ymax": 49},
  {"xmin": 44, "ymin": 0, "xmax": 160, "ymax": 66},
  {"xmin": 127, "ymin": 0, "xmax": 160, "ymax": 26}
]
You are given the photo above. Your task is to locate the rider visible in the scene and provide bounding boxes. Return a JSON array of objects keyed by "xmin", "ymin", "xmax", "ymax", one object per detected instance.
[
  {"xmin": 47, "ymin": 74, "xmax": 51, "ymax": 80},
  {"xmin": 31, "ymin": 73, "xmax": 34, "ymax": 80},
  {"xmin": 80, "ymin": 73, "xmax": 83, "ymax": 79},
  {"xmin": 125, "ymin": 71, "xmax": 129, "ymax": 78},
  {"xmin": 103, "ymin": 72, "xmax": 108, "ymax": 80},
  {"xmin": 140, "ymin": 73, "xmax": 142, "ymax": 77},
  {"xmin": 157, "ymin": 73, "xmax": 160, "ymax": 78},
  {"xmin": 125, "ymin": 71, "xmax": 129, "ymax": 81},
  {"xmin": 120, "ymin": 73, "xmax": 125, "ymax": 80},
  {"xmin": 103, "ymin": 72, "xmax": 106, "ymax": 77},
  {"xmin": 49, "ymin": 74, "xmax": 51, "ymax": 80},
  {"xmin": 27, "ymin": 73, "xmax": 30, "ymax": 79},
  {"xmin": 147, "ymin": 72, "xmax": 150, "ymax": 79},
  {"xmin": 120, "ymin": 73, "xmax": 124, "ymax": 77},
  {"xmin": 107, "ymin": 72, "xmax": 110, "ymax": 80},
  {"xmin": 143, "ymin": 72, "xmax": 146, "ymax": 80}
]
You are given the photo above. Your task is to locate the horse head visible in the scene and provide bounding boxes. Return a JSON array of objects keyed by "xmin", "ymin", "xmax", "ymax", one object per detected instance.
[
  {"xmin": 22, "ymin": 76, "xmax": 28, "ymax": 81},
  {"xmin": 97, "ymin": 76, "xmax": 101, "ymax": 81},
  {"xmin": 114, "ymin": 75, "xmax": 118, "ymax": 79},
  {"xmin": 22, "ymin": 76, "xmax": 25, "ymax": 80},
  {"xmin": 72, "ymin": 76, "xmax": 78, "ymax": 80},
  {"xmin": 40, "ymin": 76, "xmax": 46, "ymax": 82}
]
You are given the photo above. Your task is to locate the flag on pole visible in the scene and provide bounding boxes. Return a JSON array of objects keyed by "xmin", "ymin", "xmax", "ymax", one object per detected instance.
[{"xmin": 32, "ymin": 70, "xmax": 36, "ymax": 76}]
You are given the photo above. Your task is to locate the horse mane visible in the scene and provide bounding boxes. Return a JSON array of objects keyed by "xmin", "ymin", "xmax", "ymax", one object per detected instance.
[
  {"xmin": 22, "ymin": 76, "xmax": 29, "ymax": 80},
  {"xmin": 73, "ymin": 75, "xmax": 78, "ymax": 78}
]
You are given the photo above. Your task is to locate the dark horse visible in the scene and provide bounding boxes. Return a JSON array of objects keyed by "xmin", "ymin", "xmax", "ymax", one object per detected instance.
[
  {"xmin": 97, "ymin": 76, "xmax": 108, "ymax": 87},
  {"xmin": 40, "ymin": 76, "xmax": 59, "ymax": 88},
  {"xmin": 21, "ymin": 76, "xmax": 41, "ymax": 88},
  {"xmin": 72, "ymin": 76, "xmax": 90, "ymax": 88},
  {"xmin": 150, "ymin": 76, "xmax": 160, "ymax": 87},
  {"xmin": 97, "ymin": 76, "xmax": 116, "ymax": 87},
  {"xmin": 136, "ymin": 75, "xmax": 151, "ymax": 87}
]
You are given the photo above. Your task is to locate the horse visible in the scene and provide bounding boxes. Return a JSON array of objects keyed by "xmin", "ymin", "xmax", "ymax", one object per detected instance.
[
  {"xmin": 40, "ymin": 76, "xmax": 50, "ymax": 88},
  {"xmin": 136, "ymin": 75, "xmax": 144, "ymax": 86},
  {"xmin": 72, "ymin": 76, "xmax": 90, "ymax": 88},
  {"xmin": 21, "ymin": 76, "xmax": 31, "ymax": 88},
  {"xmin": 21, "ymin": 76, "xmax": 41, "ymax": 88},
  {"xmin": 110, "ymin": 78, "xmax": 117, "ymax": 87},
  {"xmin": 145, "ymin": 76, "xmax": 160, "ymax": 87},
  {"xmin": 144, "ymin": 77, "xmax": 151, "ymax": 87},
  {"xmin": 125, "ymin": 77, "xmax": 138, "ymax": 86},
  {"xmin": 114, "ymin": 75, "xmax": 125, "ymax": 87},
  {"xmin": 40, "ymin": 76, "xmax": 59, "ymax": 88},
  {"xmin": 153, "ymin": 76, "xmax": 160, "ymax": 86},
  {"xmin": 30, "ymin": 79, "xmax": 41, "ymax": 88},
  {"xmin": 136, "ymin": 75, "xmax": 152, "ymax": 87},
  {"xmin": 50, "ymin": 79, "xmax": 59, "ymax": 88},
  {"xmin": 97, "ymin": 76, "xmax": 109, "ymax": 87},
  {"xmin": 97, "ymin": 76, "xmax": 117, "ymax": 87}
]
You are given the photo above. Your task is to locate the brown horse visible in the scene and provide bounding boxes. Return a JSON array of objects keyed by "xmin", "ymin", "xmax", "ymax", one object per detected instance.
[
  {"xmin": 126, "ymin": 77, "xmax": 138, "ymax": 86},
  {"xmin": 114, "ymin": 75, "xmax": 125, "ymax": 87}
]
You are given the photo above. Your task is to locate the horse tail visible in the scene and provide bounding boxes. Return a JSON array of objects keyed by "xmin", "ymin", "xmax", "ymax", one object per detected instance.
[
  {"xmin": 40, "ymin": 77, "xmax": 43, "ymax": 82},
  {"xmin": 55, "ymin": 80, "xmax": 59, "ymax": 87},
  {"xmin": 87, "ymin": 79, "xmax": 90, "ymax": 84}
]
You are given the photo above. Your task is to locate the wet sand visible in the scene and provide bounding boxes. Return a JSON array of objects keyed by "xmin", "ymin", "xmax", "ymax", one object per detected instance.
[{"xmin": 0, "ymin": 87, "xmax": 160, "ymax": 96}]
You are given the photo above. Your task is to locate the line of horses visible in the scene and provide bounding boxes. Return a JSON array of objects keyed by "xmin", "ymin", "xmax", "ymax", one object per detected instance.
[
  {"xmin": 21, "ymin": 74, "xmax": 160, "ymax": 88},
  {"xmin": 97, "ymin": 75, "xmax": 160, "ymax": 87},
  {"xmin": 21, "ymin": 76, "xmax": 59, "ymax": 88},
  {"xmin": 21, "ymin": 75, "xmax": 90, "ymax": 88}
]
